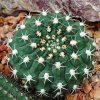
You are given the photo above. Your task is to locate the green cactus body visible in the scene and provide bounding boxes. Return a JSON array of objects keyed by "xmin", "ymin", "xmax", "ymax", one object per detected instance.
[
  {"xmin": 8, "ymin": 11, "xmax": 96, "ymax": 97},
  {"xmin": 0, "ymin": 74, "xmax": 26, "ymax": 100}
]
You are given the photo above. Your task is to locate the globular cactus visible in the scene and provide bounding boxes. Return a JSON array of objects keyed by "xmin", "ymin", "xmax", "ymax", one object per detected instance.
[
  {"xmin": 0, "ymin": 74, "xmax": 26, "ymax": 100},
  {"xmin": 7, "ymin": 11, "xmax": 96, "ymax": 97}
]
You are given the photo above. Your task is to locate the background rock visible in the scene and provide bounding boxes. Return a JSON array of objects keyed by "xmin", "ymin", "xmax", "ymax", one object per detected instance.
[{"xmin": 0, "ymin": 0, "xmax": 100, "ymax": 21}]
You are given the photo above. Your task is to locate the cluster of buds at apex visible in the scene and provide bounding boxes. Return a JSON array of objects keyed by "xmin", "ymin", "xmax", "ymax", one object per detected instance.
[
  {"xmin": 47, "ymin": 53, "xmax": 53, "ymax": 59},
  {"xmin": 47, "ymin": 26, "xmax": 51, "ymax": 32},
  {"xmin": 36, "ymin": 31, "xmax": 41, "ymax": 37}
]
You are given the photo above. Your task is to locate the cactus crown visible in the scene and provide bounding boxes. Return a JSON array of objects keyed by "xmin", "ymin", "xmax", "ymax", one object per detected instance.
[{"xmin": 8, "ymin": 11, "xmax": 96, "ymax": 97}]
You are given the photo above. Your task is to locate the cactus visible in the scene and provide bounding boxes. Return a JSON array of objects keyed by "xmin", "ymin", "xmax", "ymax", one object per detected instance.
[
  {"xmin": 7, "ymin": 11, "xmax": 96, "ymax": 97},
  {"xmin": 0, "ymin": 74, "xmax": 26, "ymax": 100}
]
